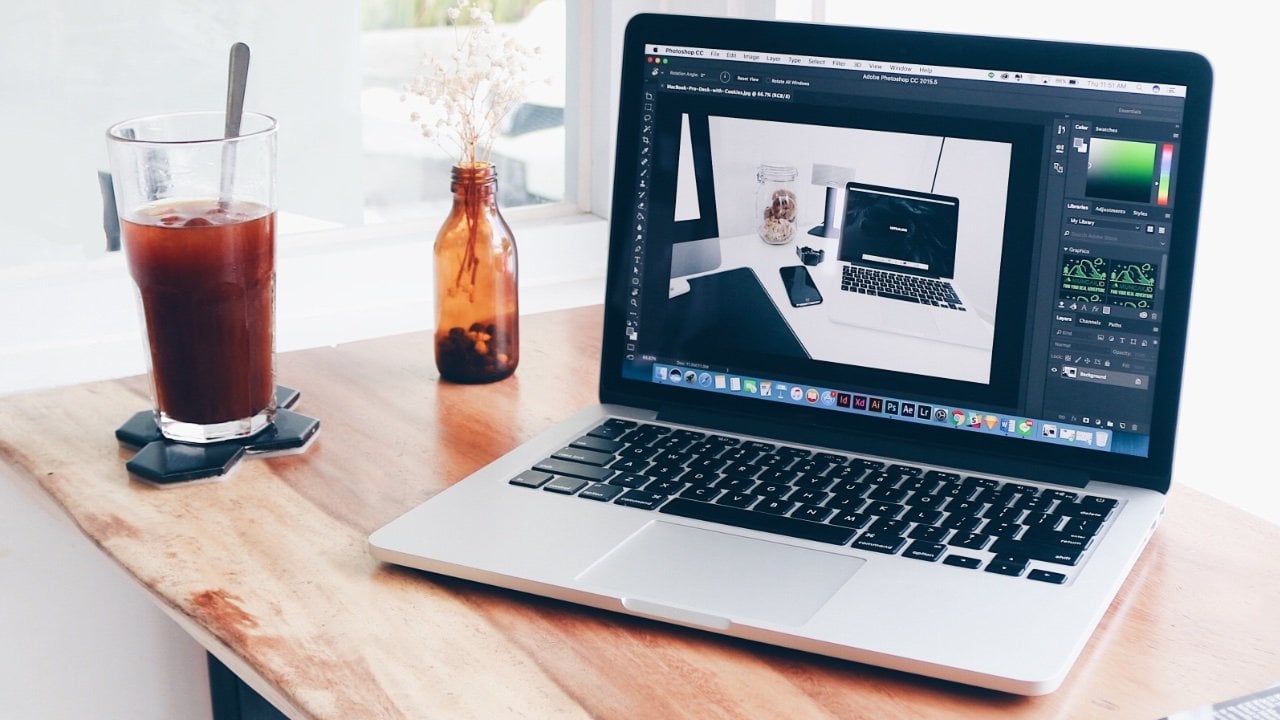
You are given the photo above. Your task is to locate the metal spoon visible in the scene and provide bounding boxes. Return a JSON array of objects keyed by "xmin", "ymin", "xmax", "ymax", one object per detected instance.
[{"xmin": 219, "ymin": 42, "xmax": 251, "ymax": 205}]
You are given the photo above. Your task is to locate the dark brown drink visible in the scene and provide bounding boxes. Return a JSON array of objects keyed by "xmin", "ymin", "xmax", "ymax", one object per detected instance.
[{"xmin": 123, "ymin": 200, "xmax": 275, "ymax": 431}]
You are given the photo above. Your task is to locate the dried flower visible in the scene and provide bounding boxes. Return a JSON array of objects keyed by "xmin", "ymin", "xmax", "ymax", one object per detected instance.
[{"xmin": 403, "ymin": 0, "xmax": 539, "ymax": 167}]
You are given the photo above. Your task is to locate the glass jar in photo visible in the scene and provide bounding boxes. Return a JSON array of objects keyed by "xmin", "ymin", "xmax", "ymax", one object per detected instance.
[{"xmin": 756, "ymin": 163, "xmax": 798, "ymax": 245}]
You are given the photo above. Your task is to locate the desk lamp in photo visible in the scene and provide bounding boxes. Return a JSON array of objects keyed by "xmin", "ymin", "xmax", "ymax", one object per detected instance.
[{"xmin": 808, "ymin": 163, "xmax": 858, "ymax": 238}]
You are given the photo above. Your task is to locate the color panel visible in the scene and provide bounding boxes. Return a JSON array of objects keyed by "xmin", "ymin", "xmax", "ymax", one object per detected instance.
[
  {"xmin": 1157, "ymin": 143, "xmax": 1173, "ymax": 205},
  {"xmin": 1086, "ymin": 138, "xmax": 1157, "ymax": 203}
]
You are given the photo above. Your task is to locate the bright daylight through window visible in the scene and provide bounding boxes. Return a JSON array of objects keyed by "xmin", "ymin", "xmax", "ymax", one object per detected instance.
[{"xmin": 360, "ymin": 0, "xmax": 567, "ymax": 224}]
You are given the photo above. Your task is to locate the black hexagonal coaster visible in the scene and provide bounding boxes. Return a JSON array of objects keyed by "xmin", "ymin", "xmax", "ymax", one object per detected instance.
[
  {"xmin": 126, "ymin": 441, "xmax": 246, "ymax": 486},
  {"xmin": 120, "ymin": 385, "xmax": 318, "ymax": 488},
  {"xmin": 115, "ymin": 385, "xmax": 302, "ymax": 449}
]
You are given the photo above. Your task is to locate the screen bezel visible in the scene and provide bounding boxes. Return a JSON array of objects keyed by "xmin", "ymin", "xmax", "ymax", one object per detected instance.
[{"xmin": 600, "ymin": 13, "xmax": 1213, "ymax": 493}]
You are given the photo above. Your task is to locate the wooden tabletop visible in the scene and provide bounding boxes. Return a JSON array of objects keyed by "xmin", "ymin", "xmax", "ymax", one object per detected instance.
[{"xmin": 2, "ymin": 305, "xmax": 1278, "ymax": 719}]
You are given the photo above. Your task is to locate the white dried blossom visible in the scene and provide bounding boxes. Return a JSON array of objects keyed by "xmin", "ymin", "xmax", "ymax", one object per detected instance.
[{"xmin": 402, "ymin": 0, "xmax": 541, "ymax": 167}]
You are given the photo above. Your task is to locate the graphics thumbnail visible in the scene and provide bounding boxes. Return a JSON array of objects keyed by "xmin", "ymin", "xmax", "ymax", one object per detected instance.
[{"xmin": 1060, "ymin": 256, "xmax": 1158, "ymax": 308}]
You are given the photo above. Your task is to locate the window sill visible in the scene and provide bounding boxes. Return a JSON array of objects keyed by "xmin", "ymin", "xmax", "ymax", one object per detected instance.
[{"xmin": 0, "ymin": 212, "xmax": 610, "ymax": 397}]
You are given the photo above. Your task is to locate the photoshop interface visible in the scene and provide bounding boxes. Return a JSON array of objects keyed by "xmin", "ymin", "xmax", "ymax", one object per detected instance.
[{"xmin": 621, "ymin": 42, "xmax": 1188, "ymax": 458}]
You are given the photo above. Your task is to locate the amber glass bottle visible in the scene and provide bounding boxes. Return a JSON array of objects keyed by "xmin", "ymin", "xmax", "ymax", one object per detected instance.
[{"xmin": 433, "ymin": 162, "xmax": 519, "ymax": 383}]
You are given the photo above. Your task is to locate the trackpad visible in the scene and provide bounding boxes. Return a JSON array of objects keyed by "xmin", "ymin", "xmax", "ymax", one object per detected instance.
[{"xmin": 577, "ymin": 521, "xmax": 864, "ymax": 627}]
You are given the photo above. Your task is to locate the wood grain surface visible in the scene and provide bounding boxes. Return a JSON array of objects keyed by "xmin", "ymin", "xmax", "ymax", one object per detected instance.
[{"xmin": 2, "ymin": 305, "xmax": 1278, "ymax": 719}]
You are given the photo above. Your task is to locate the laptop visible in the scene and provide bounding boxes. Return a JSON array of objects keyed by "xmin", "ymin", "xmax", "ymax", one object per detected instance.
[
  {"xmin": 370, "ymin": 14, "xmax": 1212, "ymax": 695},
  {"xmin": 826, "ymin": 182, "xmax": 996, "ymax": 349}
]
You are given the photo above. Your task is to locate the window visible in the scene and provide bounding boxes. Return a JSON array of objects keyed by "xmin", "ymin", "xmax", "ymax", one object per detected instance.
[{"xmin": 360, "ymin": 0, "xmax": 568, "ymax": 223}]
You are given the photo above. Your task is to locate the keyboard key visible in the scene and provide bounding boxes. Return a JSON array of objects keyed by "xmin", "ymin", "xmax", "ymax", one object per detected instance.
[
  {"xmin": 752, "ymin": 482, "xmax": 792, "ymax": 499},
  {"xmin": 908, "ymin": 524, "xmax": 950, "ymax": 542},
  {"xmin": 669, "ymin": 428, "xmax": 706, "ymax": 443},
  {"xmin": 687, "ymin": 456, "xmax": 728, "ymax": 472},
  {"xmin": 982, "ymin": 521, "xmax": 1022, "ymax": 539},
  {"xmin": 1062, "ymin": 516, "xmax": 1104, "ymax": 536},
  {"xmin": 552, "ymin": 446, "xmax": 614, "ymax": 466},
  {"xmin": 943, "ymin": 499, "xmax": 983, "ymax": 516},
  {"xmin": 659, "ymin": 498, "xmax": 857, "ymax": 545},
  {"xmin": 534, "ymin": 458, "xmax": 613, "ymax": 482},
  {"xmin": 824, "ymin": 495, "xmax": 865, "ymax": 512},
  {"xmin": 544, "ymin": 476, "xmax": 588, "ymax": 495},
  {"xmin": 901, "ymin": 476, "xmax": 942, "ymax": 494},
  {"xmin": 985, "ymin": 556, "xmax": 1028, "ymax": 577},
  {"xmin": 949, "ymin": 532, "xmax": 992, "ymax": 550},
  {"xmin": 903, "ymin": 541, "xmax": 946, "ymax": 561},
  {"xmin": 1043, "ymin": 489, "xmax": 1080, "ymax": 504},
  {"xmin": 868, "ymin": 486, "xmax": 909, "ymax": 503},
  {"xmin": 793, "ymin": 474, "xmax": 834, "ymax": 492},
  {"xmin": 678, "ymin": 468, "xmax": 720, "ymax": 486},
  {"xmin": 866, "ymin": 501, "xmax": 906, "ymax": 519},
  {"xmin": 1028, "ymin": 569, "xmax": 1068, "ymax": 584},
  {"xmin": 943, "ymin": 555, "xmax": 982, "ymax": 569},
  {"xmin": 724, "ymin": 462, "xmax": 762, "ymax": 478},
  {"xmin": 614, "ymin": 490, "xmax": 667, "ymax": 510},
  {"xmin": 618, "ymin": 444, "xmax": 660, "ymax": 460},
  {"xmin": 644, "ymin": 479, "xmax": 685, "ymax": 495},
  {"xmin": 715, "ymin": 476, "xmax": 755, "ymax": 493},
  {"xmin": 742, "ymin": 440, "xmax": 776, "ymax": 453},
  {"xmin": 989, "ymin": 538, "xmax": 1084, "ymax": 566},
  {"xmin": 1024, "ymin": 512, "xmax": 1061, "ymax": 530},
  {"xmin": 788, "ymin": 489, "xmax": 830, "ymax": 506},
  {"xmin": 680, "ymin": 485, "xmax": 723, "ymax": 502},
  {"xmin": 1080, "ymin": 494, "xmax": 1119, "ymax": 512},
  {"xmin": 1020, "ymin": 528, "xmax": 1093, "ymax": 551},
  {"xmin": 868, "ymin": 518, "xmax": 909, "ymax": 536},
  {"xmin": 852, "ymin": 531, "xmax": 907, "ymax": 554},
  {"xmin": 887, "ymin": 464, "xmax": 923, "ymax": 477},
  {"xmin": 925, "ymin": 470, "xmax": 961, "ymax": 483},
  {"xmin": 829, "ymin": 511, "xmax": 871, "ymax": 529},
  {"xmin": 607, "ymin": 473, "xmax": 648, "ymax": 489},
  {"xmin": 509, "ymin": 470, "xmax": 552, "ymax": 488},
  {"xmin": 608, "ymin": 457, "xmax": 650, "ymax": 474},
  {"xmin": 813, "ymin": 452, "xmax": 849, "ymax": 464},
  {"xmin": 983, "ymin": 506, "xmax": 1025, "ymax": 523},
  {"xmin": 790, "ymin": 459, "xmax": 832, "ymax": 476},
  {"xmin": 579, "ymin": 483, "xmax": 625, "ymax": 502},
  {"xmin": 964, "ymin": 476, "xmax": 999, "ymax": 489},
  {"xmin": 716, "ymin": 492, "xmax": 757, "ymax": 509},
  {"xmin": 1014, "ymin": 494, "xmax": 1057, "ymax": 513},
  {"xmin": 905, "ymin": 493, "xmax": 945, "ymax": 510},
  {"xmin": 587, "ymin": 423, "xmax": 630, "ymax": 440},
  {"xmin": 775, "ymin": 445, "xmax": 810, "ymax": 458},
  {"xmin": 645, "ymin": 464, "xmax": 686, "ymax": 482},
  {"xmin": 791, "ymin": 504, "xmax": 835, "ymax": 523},
  {"xmin": 757, "ymin": 468, "xmax": 798, "ymax": 485},
  {"xmin": 757, "ymin": 499, "xmax": 795, "ymax": 515},
  {"xmin": 570, "ymin": 435, "xmax": 624, "ymax": 454},
  {"xmin": 940, "ymin": 514, "xmax": 983, "ymax": 533},
  {"xmin": 904, "ymin": 508, "xmax": 943, "ymax": 525}
]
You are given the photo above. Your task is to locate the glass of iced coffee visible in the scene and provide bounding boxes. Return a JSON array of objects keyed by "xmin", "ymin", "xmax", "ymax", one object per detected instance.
[{"xmin": 107, "ymin": 111, "xmax": 277, "ymax": 444}]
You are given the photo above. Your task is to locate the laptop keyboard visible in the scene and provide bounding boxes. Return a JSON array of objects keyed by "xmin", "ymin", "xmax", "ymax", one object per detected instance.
[
  {"xmin": 510, "ymin": 418, "xmax": 1120, "ymax": 585},
  {"xmin": 841, "ymin": 265, "xmax": 967, "ymax": 311}
]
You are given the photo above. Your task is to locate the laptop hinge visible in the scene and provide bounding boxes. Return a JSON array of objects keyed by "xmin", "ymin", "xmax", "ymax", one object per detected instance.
[{"xmin": 656, "ymin": 403, "xmax": 1093, "ymax": 489}]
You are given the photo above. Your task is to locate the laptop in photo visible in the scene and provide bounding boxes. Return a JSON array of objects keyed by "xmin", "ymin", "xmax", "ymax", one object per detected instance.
[
  {"xmin": 826, "ymin": 182, "xmax": 996, "ymax": 349},
  {"xmin": 370, "ymin": 13, "xmax": 1212, "ymax": 695}
]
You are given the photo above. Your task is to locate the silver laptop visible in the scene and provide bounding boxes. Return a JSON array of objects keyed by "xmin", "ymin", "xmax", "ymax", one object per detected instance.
[
  {"xmin": 371, "ymin": 14, "xmax": 1212, "ymax": 695},
  {"xmin": 825, "ymin": 182, "xmax": 995, "ymax": 350}
]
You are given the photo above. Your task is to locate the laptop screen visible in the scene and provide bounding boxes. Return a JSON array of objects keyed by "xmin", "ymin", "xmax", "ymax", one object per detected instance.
[
  {"xmin": 838, "ymin": 184, "xmax": 961, "ymax": 279},
  {"xmin": 605, "ymin": 15, "xmax": 1210, "ymax": 484}
]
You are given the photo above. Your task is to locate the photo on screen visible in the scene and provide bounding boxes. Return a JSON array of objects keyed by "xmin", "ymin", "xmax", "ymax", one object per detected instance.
[{"xmin": 659, "ymin": 114, "xmax": 1011, "ymax": 384}]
